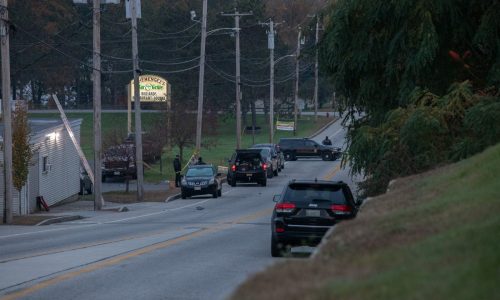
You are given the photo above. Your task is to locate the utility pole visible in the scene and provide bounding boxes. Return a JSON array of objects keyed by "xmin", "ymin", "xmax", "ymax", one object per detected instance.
[
  {"xmin": 195, "ymin": 0, "xmax": 207, "ymax": 154},
  {"xmin": 221, "ymin": 9, "xmax": 252, "ymax": 149},
  {"xmin": 131, "ymin": 0, "xmax": 144, "ymax": 201},
  {"xmin": 260, "ymin": 19, "xmax": 281, "ymax": 143},
  {"xmin": 269, "ymin": 20, "xmax": 275, "ymax": 143},
  {"xmin": 92, "ymin": 0, "xmax": 103, "ymax": 210},
  {"xmin": 314, "ymin": 16, "xmax": 319, "ymax": 122},
  {"xmin": 293, "ymin": 27, "xmax": 301, "ymax": 136},
  {"xmin": 0, "ymin": 0, "xmax": 13, "ymax": 223}
]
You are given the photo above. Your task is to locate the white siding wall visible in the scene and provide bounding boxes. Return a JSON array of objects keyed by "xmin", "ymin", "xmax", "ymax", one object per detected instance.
[
  {"xmin": 37, "ymin": 122, "xmax": 81, "ymax": 207},
  {"xmin": 1, "ymin": 120, "xmax": 81, "ymax": 217}
]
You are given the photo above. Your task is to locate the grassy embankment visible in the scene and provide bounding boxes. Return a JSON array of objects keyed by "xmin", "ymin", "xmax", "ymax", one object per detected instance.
[
  {"xmin": 30, "ymin": 112, "xmax": 332, "ymax": 183},
  {"xmin": 231, "ymin": 143, "xmax": 500, "ymax": 300}
]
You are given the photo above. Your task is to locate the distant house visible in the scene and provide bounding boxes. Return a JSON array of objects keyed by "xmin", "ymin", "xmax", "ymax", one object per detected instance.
[{"xmin": 0, "ymin": 119, "xmax": 82, "ymax": 217}]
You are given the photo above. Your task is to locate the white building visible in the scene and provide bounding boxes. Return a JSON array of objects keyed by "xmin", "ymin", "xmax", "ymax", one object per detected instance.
[{"xmin": 1, "ymin": 119, "xmax": 82, "ymax": 217}]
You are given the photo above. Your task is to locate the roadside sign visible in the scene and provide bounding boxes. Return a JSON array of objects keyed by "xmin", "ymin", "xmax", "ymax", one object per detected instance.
[{"xmin": 276, "ymin": 121, "xmax": 295, "ymax": 131}]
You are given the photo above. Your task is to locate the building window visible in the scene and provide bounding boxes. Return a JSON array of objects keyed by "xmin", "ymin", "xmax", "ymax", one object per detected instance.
[{"xmin": 42, "ymin": 156, "xmax": 50, "ymax": 173}]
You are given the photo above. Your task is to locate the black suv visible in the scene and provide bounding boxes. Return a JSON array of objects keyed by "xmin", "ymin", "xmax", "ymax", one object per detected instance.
[
  {"xmin": 227, "ymin": 149, "xmax": 268, "ymax": 186},
  {"xmin": 278, "ymin": 138, "xmax": 341, "ymax": 161},
  {"xmin": 180, "ymin": 165, "xmax": 223, "ymax": 199},
  {"xmin": 271, "ymin": 180, "xmax": 359, "ymax": 257}
]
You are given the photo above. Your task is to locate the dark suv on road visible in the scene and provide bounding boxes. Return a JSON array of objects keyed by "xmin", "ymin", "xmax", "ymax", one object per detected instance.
[
  {"xmin": 271, "ymin": 180, "xmax": 359, "ymax": 257},
  {"xmin": 278, "ymin": 138, "xmax": 341, "ymax": 161},
  {"xmin": 180, "ymin": 165, "xmax": 222, "ymax": 199},
  {"xmin": 227, "ymin": 149, "xmax": 268, "ymax": 186}
]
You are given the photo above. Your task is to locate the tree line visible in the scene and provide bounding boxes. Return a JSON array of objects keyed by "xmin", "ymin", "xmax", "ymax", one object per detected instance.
[{"xmin": 6, "ymin": 0, "xmax": 331, "ymax": 115}]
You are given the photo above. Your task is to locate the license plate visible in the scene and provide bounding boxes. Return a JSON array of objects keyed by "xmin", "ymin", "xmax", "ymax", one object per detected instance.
[
  {"xmin": 246, "ymin": 173, "xmax": 252, "ymax": 177},
  {"xmin": 194, "ymin": 186, "xmax": 201, "ymax": 191},
  {"xmin": 306, "ymin": 209, "xmax": 320, "ymax": 217},
  {"xmin": 113, "ymin": 171, "xmax": 120, "ymax": 176}
]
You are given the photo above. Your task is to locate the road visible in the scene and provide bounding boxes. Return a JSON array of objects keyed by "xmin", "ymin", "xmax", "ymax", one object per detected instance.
[{"xmin": 0, "ymin": 119, "xmax": 359, "ymax": 300}]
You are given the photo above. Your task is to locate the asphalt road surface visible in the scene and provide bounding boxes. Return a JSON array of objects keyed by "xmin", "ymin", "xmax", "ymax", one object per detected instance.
[{"xmin": 0, "ymin": 118, "xmax": 360, "ymax": 300}]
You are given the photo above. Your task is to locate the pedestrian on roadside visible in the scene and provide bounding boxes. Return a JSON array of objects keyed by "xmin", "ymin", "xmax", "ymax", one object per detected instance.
[
  {"xmin": 197, "ymin": 157, "xmax": 207, "ymax": 165},
  {"xmin": 173, "ymin": 155, "xmax": 182, "ymax": 187},
  {"xmin": 322, "ymin": 136, "xmax": 332, "ymax": 146}
]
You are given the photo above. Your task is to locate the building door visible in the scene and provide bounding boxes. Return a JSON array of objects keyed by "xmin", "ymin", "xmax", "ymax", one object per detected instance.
[{"xmin": 28, "ymin": 152, "xmax": 40, "ymax": 213}]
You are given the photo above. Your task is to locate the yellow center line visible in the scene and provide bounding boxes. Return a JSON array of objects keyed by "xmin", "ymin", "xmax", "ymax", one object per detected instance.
[
  {"xmin": 322, "ymin": 163, "xmax": 341, "ymax": 181},
  {"xmin": 2, "ymin": 207, "xmax": 273, "ymax": 300}
]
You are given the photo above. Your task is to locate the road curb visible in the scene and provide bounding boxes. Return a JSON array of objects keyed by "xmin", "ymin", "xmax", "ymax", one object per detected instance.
[
  {"xmin": 35, "ymin": 215, "xmax": 84, "ymax": 226},
  {"xmin": 308, "ymin": 116, "xmax": 340, "ymax": 138}
]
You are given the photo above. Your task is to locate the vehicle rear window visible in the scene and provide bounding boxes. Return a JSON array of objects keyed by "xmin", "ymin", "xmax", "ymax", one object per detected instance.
[
  {"xmin": 283, "ymin": 183, "xmax": 346, "ymax": 204},
  {"xmin": 235, "ymin": 153, "xmax": 262, "ymax": 164}
]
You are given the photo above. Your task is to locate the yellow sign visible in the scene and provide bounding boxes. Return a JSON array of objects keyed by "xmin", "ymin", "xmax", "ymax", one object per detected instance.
[{"xmin": 130, "ymin": 75, "xmax": 171, "ymax": 102}]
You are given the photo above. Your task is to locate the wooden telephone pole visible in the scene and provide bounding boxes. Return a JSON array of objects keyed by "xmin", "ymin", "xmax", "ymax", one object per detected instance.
[
  {"xmin": 0, "ymin": 0, "xmax": 13, "ymax": 223},
  {"xmin": 221, "ymin": 9, "xmax": 252, "ymax": 149},
  {"xmin": 130, "ymin": 0, "xmax": 144, "ymax": 201}
]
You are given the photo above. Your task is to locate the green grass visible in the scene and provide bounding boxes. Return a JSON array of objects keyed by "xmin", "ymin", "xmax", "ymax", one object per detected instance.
[
  {"xmin": 231, "ymin": 143, "xmax": 500, "ymax": 300},
  {"xmin": 30, "ymin": 112, "xmax": 331, "ymax": 183}
]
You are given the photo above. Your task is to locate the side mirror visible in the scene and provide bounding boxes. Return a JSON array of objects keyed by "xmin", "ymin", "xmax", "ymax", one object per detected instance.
[{"xmin": 272, "ymin": 194, "xmax": 281, "ymax": 202}]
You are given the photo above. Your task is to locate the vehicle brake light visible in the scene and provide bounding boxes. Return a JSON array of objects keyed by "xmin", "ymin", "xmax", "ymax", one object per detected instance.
[
  {"xmin": 262, "ymin": 163, "xmax": 267, "ymax": 170},
  {"xmin": 275, "ymin": 202, "xmax": 296, "ymax": 213},
  {"xmin": 331, "ymin": 204, "xmax": 352, "ymax": 214},
  {"xmin": 275, "ymin": 227, "xmax": 285, "ymax": 233},
  {"xmin": 231, "ymin": 164, "xmax": 236, "ymax": 172}
]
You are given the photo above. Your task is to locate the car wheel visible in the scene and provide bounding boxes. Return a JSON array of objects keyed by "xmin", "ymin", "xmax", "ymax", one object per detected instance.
[
  {"xmin": 273, "ymin": 168, "xmax": 279, "ymax": 176},
  {"xmin": 218, "ymin": 187, "xmax": 222, "ymax": 197},
  {"xmin": 229, "ymin": 179, "xmax": 236, "ymax": 187},
  {"xmin": 322, "ymin": 152, "xmax": 332, "ymax": 161},
  {"xmin": 284, "ymin": 152, "xmax": 293, "ymax": 161},
  {"xmin": 212, "ymin": 187, "xmax": 218, "ymax": 198},
  {"xmin": 268, "ymin": 168, "xmax": 273, "ymax": 178},
  {"xmin": 86, "ymin": 188, "xmax": 92, "ymax": 195},
  {"xmin": 261, "ymin": 178, "xmax": 267, "ymax": 187},
  {"xmin": 181, "ymin": 191, "xmax": 187, "ymax": 199},
  {"xmin": 271, "ymin": 235, "xmax": 285, "ymax": 257}
]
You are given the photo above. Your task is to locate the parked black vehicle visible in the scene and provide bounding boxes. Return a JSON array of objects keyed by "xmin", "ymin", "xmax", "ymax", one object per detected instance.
[
  {"xmin": 271, "ymin": 180, "xmax": 359, "ymax": 257},
  {"xmin": 227, "ymin": 149, "xmax": 268, "ymax": 187},
  {"xmin": 278, "ymin": 138, "xmax": 342, "ymax": 161},
  {"xmin": 251, "ymin": 147, "xmax": 278, "ymax": 178},
  {"xmin": 252, "ymin": 143, "xmax": 285, "ymax": 171},
  {"xmin": 180, "ymin": 165, "xmax": 222, "ymax": 199}
]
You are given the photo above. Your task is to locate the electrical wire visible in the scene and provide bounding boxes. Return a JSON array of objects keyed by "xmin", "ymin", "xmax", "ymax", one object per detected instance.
[
  {"xmin": 141, "ymin": 22, "xmax": 198, "ymax": 36},
  {"xmin": 142, "ymin": 63, "xmax": 200, "ymax": 74}
]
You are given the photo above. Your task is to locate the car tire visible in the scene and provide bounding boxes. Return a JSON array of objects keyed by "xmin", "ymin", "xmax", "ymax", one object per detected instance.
[
  {"xmin": 181, "ymin": 191, "xmax": 187, "ymax": 199},
  {"xmin": 271, "ymin": 235, "xmax": 285, "ymax": 257},
  {"xmin": 218, "ymin": 187, "xmax": 222, "ymax": 197},
  {"xmin": 86, "ymin": 188, "xmax": 92, "ymax": 195},
  {"xmin": 268, "ymin": 168, "xmax": 273, "ymax": 179},
  {"xmin": 273, "ymin": 168, "xmax": 279, "ymax": 176},
  {"xmin": 261, "ymin": 178, "xmax": 267, "ymax": 187},
  {"xmin": 284, "ymin": 152, "xmax": 294, "ymax": 161},
  {"xmin": 229, "ymin": 179, "xmax": 236, "ymax": 187},
  {"xmin": 322, "ymin": 152, "xmax": 332, "ymax": 161}
]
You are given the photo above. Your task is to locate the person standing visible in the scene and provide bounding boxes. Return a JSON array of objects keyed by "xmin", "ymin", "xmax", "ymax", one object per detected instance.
[
  {"xmin": 173, "ymin": 155, "xmax": 182, "ymax": 187},
  {"xmin": 322, "ymin": 136, "xmax": 332, "ymax": 146},
  {"xmin": 197, "ymin": 157, "xmax": 207, "ymax": 165}
]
